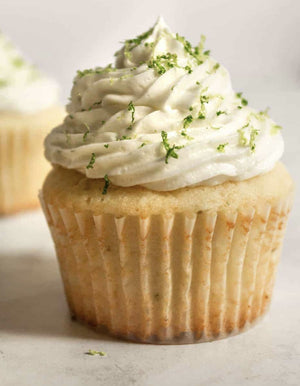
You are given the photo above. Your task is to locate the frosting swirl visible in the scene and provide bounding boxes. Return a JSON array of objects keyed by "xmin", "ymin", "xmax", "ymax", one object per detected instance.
[
  {"xmin": 45, "ymin": 17, "xmax": 283, "ymax": 191},
  {"xmin": 0, "ymin": 32, "xmax": 60, "ymax": 113}
]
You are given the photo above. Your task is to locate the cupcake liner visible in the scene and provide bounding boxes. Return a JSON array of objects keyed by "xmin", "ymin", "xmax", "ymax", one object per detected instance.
[
  {"xmin": 0, "ymin": 108, "xmax": 63, "ymax": 214},
  {"xmin": 40, "ymin": 193, "xmax": 293, "ymax": 344}
]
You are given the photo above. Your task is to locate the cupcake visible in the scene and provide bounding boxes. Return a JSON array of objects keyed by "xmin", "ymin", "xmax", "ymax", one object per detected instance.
[
  {"xmin": 0, "ymin": 31, "xmax": 64, "ymax": 214},
  {"xmin": 41, "ymin": 17, "xmax": 294, "ymax": 344}
]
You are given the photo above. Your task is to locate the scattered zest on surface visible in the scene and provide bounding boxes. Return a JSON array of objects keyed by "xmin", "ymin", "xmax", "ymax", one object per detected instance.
[{"xmin": 86, "ymin": 350, "xmax": 106, "ymax": 357}]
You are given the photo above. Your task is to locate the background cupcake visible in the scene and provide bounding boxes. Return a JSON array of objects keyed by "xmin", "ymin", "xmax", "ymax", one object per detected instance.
[
  {"xmin": 0, "ymin": 31, "xmax": 64, "ymax": 215},
  {"xmin": 41, "ymin": 18, "xmax": 293, "ymax": 344}
]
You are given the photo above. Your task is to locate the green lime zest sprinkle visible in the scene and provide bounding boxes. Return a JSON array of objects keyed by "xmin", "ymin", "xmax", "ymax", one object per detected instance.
[
  {"xmin": 148, "ymin": 53, "xmax": 178, "ymax": 75},
  {"xmin": 12, "ymin": 57, "xmax": 25, "ymax": 68},
  {"xmin": 144, "ymin": 42, "xmax": 154, "ymax": 48},
  {"xmin": 83, "ymin": 123, "xmax": 90, "ymax": 142},
  {"xmin": 118, "ymin": 135, "xmax": 132, "ymax": 141},
  {"xmin": 122, "ymin": 26, "xmax": 154, "ymax": 58},
  {"xmin": 200, "ymin": 95, "xmax": 209, "ymax": 104},
  {"xmin": 216, "ymin": 111, "xmax": 226, "ymax": 116},
  {"xmin": 175, "ymin": 33, "xmax": 207, "ymax": 65},
  {"xmin": 213, "ymin": 63, "xmax": 220, "ymax": 72},
  {"xmin": 127, "ymin": 101, "xmax": 135, "ymax": 129},
  {"xmin": 249, "ymin": 128, "xmax": 259, "ymax": 151},
  {"xmin": 86, "ymin": 153, "xmax": 96, "ymax": 169},
  {"xmin": 161, "ymin": 131, "xmax": 184, "ymax": 164},
  {"xmin": 77, "ymin": 64, "xmax": 116, "ymax": 78},
  {"xmin": 185, "ymin": 65, "xmax": 193, "ymax": 74},
  {"xmin": 197, "ymin": 34, "xmax": 206, "ymax": 54},
  {"xmin": 251, "ymin": 108, "xmax": 270, "ymax": 122},
  {"xmin": 128, "ymin": 101, "xmax": 135, "ymax": 123},
  {"xmin": 86, "ymin": 350, "xmax": 106, "ymax": 356},
  {"xmin": 197, "ymin": 94, "xmax": 209, "ymax": 120},
  {"xmin": 69, "ymin": 114, "xmax": 74, "ymax": 119},
  {"xmin": 139, "ymin": 142, "xmax": 146, "ymax": 148},
  {"xmin": 102, "ymin": 175, "xmax": 110, "ymax": 195},
  {"xmin": 217, "ymin": 143, "xmax": 228, "ymax": 152},
  {"xmin": 258, "ymin": 107, "xmax": 270, "ymax": 117},
  {"xmin": 237, "ymin": 122, "xmax": 259, "ymax": 151},
  {"xmin": 236, "ymin": 92, "xmax": 248, "ymax": 106},
  {"xmin": 183, "ymin": 114, "xmax": 193, "ymax": 129},
  {"xmin": 0, "ymin": 79, "xmax": 8, "ymax": 87},
  {"xmin": 89, "ymin": 100, "xmax": 102, "ymax": 110},
  {"xmin": 271, "ymin": 124, "xmax": 282, "ymax": 135},
  {"xmin": 196, "ymin": 81, "xmax": 201, "ymax": 85},
  {"xmin": 189, "ymin": 106, "xmax": 193, "ymax": 111},
  {"xmin": 104, "ymin": 144, "xmax": 109, "ymax": 148},
  {"xmin": 181, "ymin": 130, "xmax": 194, "ymax": 140},
  {"xmin": 238, "ymin": 128, "xmax": 248, "ymax": 146},
  {"xmin": 238, "ymin": 122, "xmax": 249, "ymax": 146}
]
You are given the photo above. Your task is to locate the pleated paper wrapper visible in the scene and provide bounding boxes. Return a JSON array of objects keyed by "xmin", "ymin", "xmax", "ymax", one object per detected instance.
[
  {"xmin": 40, "ymin": 193, "xmax": 292, "ymax": 344},
  {"xmin": 0, "ymin": 108, "xmax": 64, "ymax": 214}
]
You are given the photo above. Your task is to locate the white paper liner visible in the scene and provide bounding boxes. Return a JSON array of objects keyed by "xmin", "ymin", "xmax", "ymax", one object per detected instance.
[
  {"xmin": 0, "ymin": 125, "xmax": 50, "ymax": 214},
  {"xmin": 40, "ymin": 193, "xmax": 293, "ymax": 344}
]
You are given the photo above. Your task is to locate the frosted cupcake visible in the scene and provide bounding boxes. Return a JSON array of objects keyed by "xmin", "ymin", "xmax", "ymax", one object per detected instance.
[
  {"xmin": 41, "ymin": 18, "xmax": 293, "ymax": 344},
  {"xmin": 0, "ymin": 32, "xmax": 64, "ymax": 214}
]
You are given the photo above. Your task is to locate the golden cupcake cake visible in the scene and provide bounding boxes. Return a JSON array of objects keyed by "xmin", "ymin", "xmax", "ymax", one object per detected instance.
[
  {"xmin": 41, "ymin": 17, "xmax": 294, "ymax": 344},
  {"xmin": 0, "ymin": 31, "xmax": 64, "ymax": 214}
]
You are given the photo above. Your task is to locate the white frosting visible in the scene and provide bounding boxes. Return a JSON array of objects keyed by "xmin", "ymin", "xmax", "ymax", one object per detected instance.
[
  {"xmin": 0, "ymin": 32, "xmax": 60, "ymax": 113},
  {"xmin": 45, "ymin": 17, "xmax": 284, "ymax": 191}
]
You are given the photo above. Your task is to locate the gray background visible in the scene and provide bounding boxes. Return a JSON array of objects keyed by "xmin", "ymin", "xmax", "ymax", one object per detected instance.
[
  {"xmin": 1, "ymin": 0, "xmax": 299, "ymax": 100},
  {"xmin": 0, "ymin": 1, "xmax": 299, "ymax": 385}
]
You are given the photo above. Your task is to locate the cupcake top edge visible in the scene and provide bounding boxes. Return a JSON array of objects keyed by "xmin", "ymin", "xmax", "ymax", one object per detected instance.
[
  {"xmin": 0, "ymin": 31, "xmax": 60, "ymax": 113},
  {"xmin": 45, "ymin": 17, "xmax": 284, "ymax": 191}
]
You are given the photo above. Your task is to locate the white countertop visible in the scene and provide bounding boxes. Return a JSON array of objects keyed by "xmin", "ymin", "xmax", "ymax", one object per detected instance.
[{"xmin": 1, "ymin": 92, "xmax": 300, "ymax": 386}]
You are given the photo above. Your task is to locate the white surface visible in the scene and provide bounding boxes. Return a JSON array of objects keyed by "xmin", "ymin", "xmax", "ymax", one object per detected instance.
[
  {"xmin": 0, "ymin": 92, "xmax": 300, "ymax": 385},
  {"xmin": 0, "ymin": 0, "xmax": 299, "ymax": 101}
]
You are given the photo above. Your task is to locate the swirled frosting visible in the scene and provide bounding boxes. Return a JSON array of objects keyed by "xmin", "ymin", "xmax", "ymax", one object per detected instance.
[
  {"xmin": 0, "ymin": 32, "xmax": 60, "ymax": 113},
  {"xmin": 45, "ymin": 17, "xmax": 283, "ymax": 191}
]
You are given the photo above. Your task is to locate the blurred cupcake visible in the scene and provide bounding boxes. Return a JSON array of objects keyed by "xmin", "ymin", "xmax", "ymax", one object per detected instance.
[
  {"xmin": 0, "ymin": 31, "xmax": 64, "ymax": 214},
  {"xmin": 40, "ymin": 17, "xmax": 293, "ymax": 344}
]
